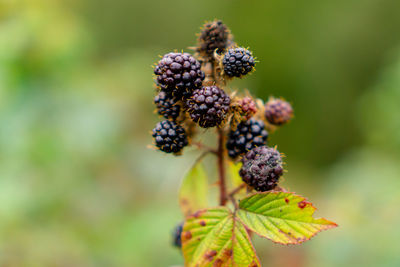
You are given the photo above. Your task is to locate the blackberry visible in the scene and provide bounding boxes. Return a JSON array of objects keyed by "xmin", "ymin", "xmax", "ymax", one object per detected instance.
[
  {"xmin": 172, "ymin": 222, "xmax": 183, "ymax": 248},
  {"xmin": 154, "ymin": 91, "xmax": 181, "ymax": 120},
  {"xmin": 238, "ymin": 96, "xmax": 257, "ymax": 119},
  {"xmin": 264, "ymin": 98, "xmax": 293, "ymax": 125},
  {"xmin": 152, "ymin": 120, "xmax": 188, "ymax": 154},
  {"xmin": 226, "ymin": 118, "xmax": 268, "ymax": 159},
  {"xmin": 186, "ymin": 86, "xmax": 230, "ymax": 128},
  {"xmin": 197, "ymin": 20, "xmax": 232, "ymax": 59},
  {"xmin": 222, "ymin": 47, "xmax": 255, "ymax": 78},
  {"xmin": 239, "ymin": 146, "xmax": 283, "ymax": 192},
  {"xmin": 154, "ymin": 52, "xmax": 205, "ymax": 98}
]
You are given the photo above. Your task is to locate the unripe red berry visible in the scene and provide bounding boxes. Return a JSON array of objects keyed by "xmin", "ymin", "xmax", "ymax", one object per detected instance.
[{"xmin": 264, "ymin": 98, "xmax": 293, "ymax": 125}]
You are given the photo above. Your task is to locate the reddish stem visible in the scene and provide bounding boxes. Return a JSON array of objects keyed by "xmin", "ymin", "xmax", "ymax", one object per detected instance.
[
  {"xmin": 228, "ymin": 183, "xmax": 246, "ymax": 198},
  {"xmin": 217, "ymin": 128, "xmax": 227, "ymax": 206}
]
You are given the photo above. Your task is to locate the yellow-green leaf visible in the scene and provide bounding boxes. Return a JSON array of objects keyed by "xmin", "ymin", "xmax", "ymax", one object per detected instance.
[
  {"xmin": 228, "ymin": 161, "xmax": 243, "ymax": 188},
  {"xmin": 182, "ymin": 207, "xmax": 260, "ymax": 267},
  {"xmin": 179, "ymin": 163, "xmax": 208, "ymax": 217},
  {"xmin": 227, "ymin": 161, "xmax": 247, "ymax": 198},
  {"xmin": 238, "ymin": 192, "xmax": 337, "ymax": 245}
]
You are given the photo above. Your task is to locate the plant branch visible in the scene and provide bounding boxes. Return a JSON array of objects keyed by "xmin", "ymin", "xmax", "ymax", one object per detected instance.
[
  {"xmin": 226, "ymin": 184, "xmax": 246, "ymax": 210},
  {"xmin": 217, "ymin": 127, "xmax": 227, "ymax": 206},
  {"xmin": 228, "ymin": 183, "xmax": 246, "ymax": 198},
  {"xmin": 229, "ymin": 195, "xmax": 239, "ymax": 210}
]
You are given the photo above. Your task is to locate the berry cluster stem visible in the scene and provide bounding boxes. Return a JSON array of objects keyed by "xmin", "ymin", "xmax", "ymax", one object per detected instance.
[
  {"xmin": 206, "ymin": 60, "xmax": 228, "ymax": 206},
  {"xmin": 217, "ymin": 127, "xmax": 227, "ymax": 206}
]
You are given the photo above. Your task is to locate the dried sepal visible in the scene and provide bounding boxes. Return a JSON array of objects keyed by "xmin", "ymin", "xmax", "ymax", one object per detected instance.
[{"xmin": 195, "ymin": 19, "xmax": 234, "ymax": 62}]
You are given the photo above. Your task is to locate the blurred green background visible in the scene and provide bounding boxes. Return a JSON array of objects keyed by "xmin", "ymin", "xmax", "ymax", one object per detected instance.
[{"xmin": 1, "ymin": 0, "xmax": 400, "ymax": 266}]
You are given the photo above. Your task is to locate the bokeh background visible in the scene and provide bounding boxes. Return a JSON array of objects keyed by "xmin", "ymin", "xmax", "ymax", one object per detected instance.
[{"xmin": 1, "ymin": 0, "xmax": 400, "ymax": 266}]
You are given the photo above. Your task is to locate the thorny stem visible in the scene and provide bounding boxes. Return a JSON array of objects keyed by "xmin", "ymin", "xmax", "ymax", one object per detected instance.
[{"xmin": 217, "ymin": 127, "xmax": 227, "ymax": 206}]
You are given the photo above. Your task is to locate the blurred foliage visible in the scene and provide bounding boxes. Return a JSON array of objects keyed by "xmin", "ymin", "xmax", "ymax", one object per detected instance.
[{"xmin": 0, "ymin": 0, "xmax": 400, "ymax": 266}]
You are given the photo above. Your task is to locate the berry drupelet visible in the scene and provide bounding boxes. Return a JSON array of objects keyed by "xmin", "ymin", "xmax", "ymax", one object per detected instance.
[
  {"xmin": 222, "ymin": 47, "xmax": 255, "ymax": 78},
  {"xmin": 154, "ymin": 52, "xmax": 205, "ymax": 98},
  {"xmin": 186, "ymin": 85, "xmax": 231, "ymax": 128},
  {"xmin": 226, "ymin": 118, "xmax": 269, "ymax": 159},
  {"xmin": 264, "ymin": 98, "xmax": 294, "ymax": 125},
  {"xmin": 154, "ymin": 91, "xmax": 181, "ymax": 120},
  {"xmin": 197, "ymin": 20, "xmax": 231, "ymax": 59},
  {"xmin": 152, "ymin": 120, "xmax": 188, "ymax": 154},
  {"xmin": 239, "ymin": 146, "xmax": 284, "ymax": 192}
]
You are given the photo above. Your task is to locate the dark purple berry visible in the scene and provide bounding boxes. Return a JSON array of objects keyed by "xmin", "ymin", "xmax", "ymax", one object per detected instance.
[
  {"xmin": 222, "ymin": 47, "xmax": 255, "ymax": 78},
  {"xmin": 173, "ymin": 222, "xmax": 183, "ymax": 248},
  {"xmin": 226, "ymin": 118, "xmax": 268, "ymax": 159},
  {"xmin": 154, "ymin": 91, "xmax": 181, "ymax": 120},
  {"xmin": 152, "ymin": 120, "xmax": 188, "ymax": 154},
  {"xmin": 154, "ymin": 52, "xmax": 205, "ymax": 98},
  {"xmin": 186, "ymin": 86, "xmax": 230, "ymax": 128},
  {"xmin": 239, "ymin": 146, "xmax": 283, "ymax": 192}
]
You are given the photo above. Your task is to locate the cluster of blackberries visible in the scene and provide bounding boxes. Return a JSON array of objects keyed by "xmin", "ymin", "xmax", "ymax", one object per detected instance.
[
  {"xmin": 152, "ymin": 52, "xmax": 205, "ymax": 154},
  {"xmin": 240, "ymin": 146, "xmax": 284, "ymax": 192},
  {"xmin": 151, "ymin": 20, "xmax": 298, "ymax": 252},
  {"xmin": 151, "ymin": 21, "xmax": 249, "ymax": 153},
  {"xmin": 152, "ymin": 52, "xmax": 205, "ymax": 153}
]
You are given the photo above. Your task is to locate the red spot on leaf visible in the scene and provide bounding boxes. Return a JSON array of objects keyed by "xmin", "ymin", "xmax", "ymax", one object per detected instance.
[
  {"xmin": 204, "ymin": 250, "xmax": 217, "ymax": 261},
  {"xmin": 183, "ymin": 231, "xmax": 192, "ymax": 240},
  {"xmin": 199, "ymin": 220, "xmax": 206, "ymax": 226},
  {"xmin": 213, "ymin": 259, "xmax": 223, "ymax": 267},
  {"xmin": 285, "ymin": 198, "xmax": 290, "ymax": 204},
  {"xmin": 193, "ymin": 210, "xmax": 203, "ymax": 218},
  {"xmin": 298, "ymin": 200, "xmax": 309, "ymax": 209},
  {"xmin": 224, "ymin": 249, "xmax": 233, "ymax": 257},
  {"xmin": 249, "ymin": 260, "xmax": 258, "ymax": 267}
]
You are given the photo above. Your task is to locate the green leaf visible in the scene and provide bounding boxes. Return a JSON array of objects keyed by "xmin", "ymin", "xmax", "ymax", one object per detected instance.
[
  {"xmin": 237, "ymin": 192, "xmax": 338, "ymax": 245},
  {"xmin": 179, "ymin": 163, "xmax": 208, "ymax": 217},
  {"xmin": 182, "ymin": 207, "xmax": 260, "ymax": 267}
]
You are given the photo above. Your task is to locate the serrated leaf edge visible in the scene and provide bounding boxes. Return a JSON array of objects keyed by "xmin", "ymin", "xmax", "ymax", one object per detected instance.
[{"xmin": 238, "ymin": 191, "xmax": 338, "ymax": 245}]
